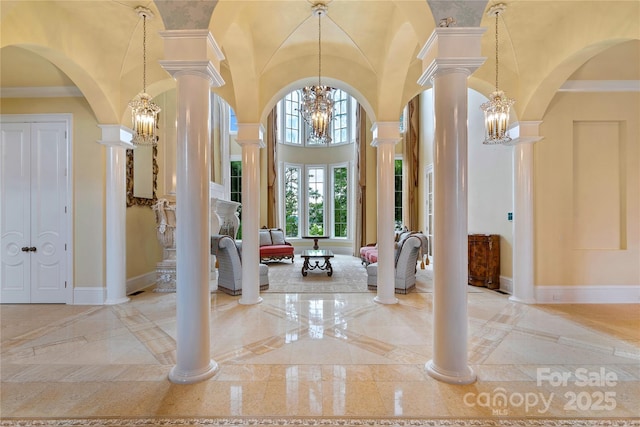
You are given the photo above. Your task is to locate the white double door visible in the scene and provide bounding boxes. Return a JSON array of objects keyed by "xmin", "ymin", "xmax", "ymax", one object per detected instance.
[{"xmin": 1, "ymin": 119, "xmax": 69, "ymax": 303}]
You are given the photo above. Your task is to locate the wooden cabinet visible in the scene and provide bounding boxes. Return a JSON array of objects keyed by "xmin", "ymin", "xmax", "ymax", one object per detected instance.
[{"xmin": 468, "ymin": 234, "xmax": 500, "ymax": 289}]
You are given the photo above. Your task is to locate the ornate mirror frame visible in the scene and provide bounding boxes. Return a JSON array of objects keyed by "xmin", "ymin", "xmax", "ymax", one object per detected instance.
[{"xmin": 126, "ymin": 145, "xmax": 158, "ymax": 207}]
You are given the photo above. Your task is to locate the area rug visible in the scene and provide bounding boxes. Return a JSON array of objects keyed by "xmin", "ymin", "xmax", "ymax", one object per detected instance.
[{"xmin": 263, "ymin": 254, "xmax": 433, "ymax": 293}]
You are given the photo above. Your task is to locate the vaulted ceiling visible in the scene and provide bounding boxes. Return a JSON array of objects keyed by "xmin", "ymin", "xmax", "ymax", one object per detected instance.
[{"xmin": 1, "ymin": 1, "xmax": 638, "ymax": 124}]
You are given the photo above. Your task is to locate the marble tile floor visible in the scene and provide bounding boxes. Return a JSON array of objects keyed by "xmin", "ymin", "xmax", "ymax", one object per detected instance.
[{"xmin": 1, "ymin": 282, "xmax": 639, "ymax": 426}]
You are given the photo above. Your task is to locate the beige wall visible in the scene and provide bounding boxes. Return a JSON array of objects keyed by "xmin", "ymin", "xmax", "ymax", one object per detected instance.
[
  {"xmin": 1, "ymin": 96, "xmax": 105, "ymax": 288},
  {"xmin": 536, "ymin": 91, "xmax": 640, "ymax": 286}
]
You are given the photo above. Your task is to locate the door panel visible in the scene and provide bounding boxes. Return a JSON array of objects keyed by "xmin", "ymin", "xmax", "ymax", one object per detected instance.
[
  {"xmin": 31, "ymin": 123, "xmax": 68, "ymax": 303},
  {"xmin": 1, "ymin": 123, "xmax": 31, "ymax": 303}
]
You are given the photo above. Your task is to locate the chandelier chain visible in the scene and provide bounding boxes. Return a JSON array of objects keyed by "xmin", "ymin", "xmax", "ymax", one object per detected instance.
[
  {"xmin": 494, "ymin": 11, "xmax": 499, "ymax": 91},
  {"xmin": 143, "ymin": 13, "xmax": 147, "ymax": 93},
  {"xmin": 318, "ymin": 11, "xmax": 322, "ymax": 87}
]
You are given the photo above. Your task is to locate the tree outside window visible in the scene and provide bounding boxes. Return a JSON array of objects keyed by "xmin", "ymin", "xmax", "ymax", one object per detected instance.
[
  {"xmin": 284, "ymin": 166, "xmax": 300, "ymax": 238},
  {"xmin": 333, "ymin": 166, "xmax": 348, "ymax": 237},
  {"xmin": 307, "ymin": 167, "xmax": 325, "ymax": 236}
]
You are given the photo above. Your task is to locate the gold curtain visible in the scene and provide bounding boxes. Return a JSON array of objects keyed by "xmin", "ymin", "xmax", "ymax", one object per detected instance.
[
  {"xmin": 403, "ymin": 96, "xmax": 420, "ymax": 231},
  {"xmin": 266, "ymin": 107, "xmax": 278, "ymax": 228},
  {"xmin": 354, "ymin": 104, "xmax": 367, "ymax": 255}
]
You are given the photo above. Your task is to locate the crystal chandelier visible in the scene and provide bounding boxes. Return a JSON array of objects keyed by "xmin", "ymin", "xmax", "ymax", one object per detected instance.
[
  {"xmin": 300, "ymin": 3, "xmax": 334, "ymax": 144},
  {"xmin": 129, "ymin": 6, "xmax": 160, "ymax": 146},
  {"xmin": 481, "ymin": 4, "xmax": 514, "ymax": 145}
]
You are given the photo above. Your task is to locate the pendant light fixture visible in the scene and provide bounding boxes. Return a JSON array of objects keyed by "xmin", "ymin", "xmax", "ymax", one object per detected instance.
[
  {"xmin": 300, "ymin": 3, "xmax": 334, "ymax": 144},
  {"xmin": 481, "ymin": 3, "xmax": 514, "ymax": 145},
  {"xmin": 129, "ymin": 6, "xmax": 161, "ymax": 146}
]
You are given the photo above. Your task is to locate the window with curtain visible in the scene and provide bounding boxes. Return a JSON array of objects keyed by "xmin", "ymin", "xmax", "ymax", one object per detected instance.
[
  {"xmin": 230, "ymin": 159, "xmax": 242, "ymax": 238},
  {"xmin": 395, "ymin": 158, "xmax": 403, "ymax": 228}
]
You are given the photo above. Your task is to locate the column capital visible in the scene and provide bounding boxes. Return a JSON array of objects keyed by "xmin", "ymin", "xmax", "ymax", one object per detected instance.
[
  {"xmin": 417, "ymin": 27, "xmax": 487, "ymax": 86},
  {"xmin": 159, "ymin": 30, "xmax": 225, "ymax": 87},
  {"xmin": 371, "ymin": 121, "xmax": 401, "ymax": 147},
  {"xmin": 235, "ymin": 123, "xmax": 266, "ymax": 148},
  {"xmin": 507, "ymin": 121, "xmax": 545, "ymax": 145},
  {"xmin": 97, "ymin": 124, "xmax": 134, "ymax": 149}
]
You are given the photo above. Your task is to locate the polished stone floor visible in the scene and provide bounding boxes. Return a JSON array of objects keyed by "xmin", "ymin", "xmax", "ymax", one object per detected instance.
[{"xmin": 1, "ymin": 268, "xmax": 639, "ymax": 426}]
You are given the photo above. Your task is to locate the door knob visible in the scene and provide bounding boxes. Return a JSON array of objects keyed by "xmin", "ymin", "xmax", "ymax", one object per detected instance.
[
  {"xmin": 21, "ymin": 247, "xmax": 30, "ymax": 252},
  {"xmin": 29, "ymin": 247, "xmax": 37, "ymax": 252}
]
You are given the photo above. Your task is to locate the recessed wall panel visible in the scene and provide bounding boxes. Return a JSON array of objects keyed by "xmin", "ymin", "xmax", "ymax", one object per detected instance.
[{"xmin": 572, "ymin": 121, "xmax": 624, "ymax": 250}]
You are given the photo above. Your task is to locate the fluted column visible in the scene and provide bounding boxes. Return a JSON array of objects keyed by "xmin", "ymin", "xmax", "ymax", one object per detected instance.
[
  {"xmin": 236, "ymin": 124, "xmax": 265, "ymax": 305},
  {"xmin": 510, "ymin": 121, "xmax": 543, "ymax": 304},
  {"xmin": 417, "ymin": 27, "xmax": 486, "ymax": 385},
  {"xmin": 159, "ymin": 29, "xmax": 225, "ymax": 384},
  {"xmin": 98, "ymin": 125, "xmax": 133, "ymax": 305},
  {"xmin": 372, "ymin": 122, "xmax": 400, "ymax": 305}
]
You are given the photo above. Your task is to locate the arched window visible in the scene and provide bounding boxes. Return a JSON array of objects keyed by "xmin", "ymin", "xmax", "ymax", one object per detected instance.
[{"xmin": 279, "ymin": 88, "xmax": 355, "ymax": 146}]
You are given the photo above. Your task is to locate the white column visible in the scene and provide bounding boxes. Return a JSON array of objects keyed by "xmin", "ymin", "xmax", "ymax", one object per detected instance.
[
  {"xmin": 372, "ymin": 122, "xmax": 400, "ymax": 305},
  {"xmin": 98, "ymin": 125, "xmax": 134, "ymax": 305},
  {"xmin": 236, "ymin": 124, "xmax": 265, "ymax": 305},
  {"xmin": 510, "ymin": 121, "xmax": 543, "ymax": 304},
  {"xmin": 417, "ymin": 27, "xmax": 486, "ymax": 385},
  {"xmin": 160, "ymin": 29, "xmax": 225, "ymax": 384}
]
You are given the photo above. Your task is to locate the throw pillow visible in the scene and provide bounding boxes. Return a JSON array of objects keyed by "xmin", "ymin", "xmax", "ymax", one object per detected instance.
[
  {"xmin": 259, "ymin": 230, "xmax": 272, "ymax": 246},
  {"xmin": 270, "ymin": 229, "xmax": 286, "ymax": 245}
]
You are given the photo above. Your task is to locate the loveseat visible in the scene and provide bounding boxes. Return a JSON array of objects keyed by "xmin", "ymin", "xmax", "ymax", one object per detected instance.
[
  {"xmin": 366, "ymin": 232, "xmax": 428, "ymax": 294},
  {"xmin": 259, "ymin": 227, "xmax": 295, "ymax": 263},
  {"xmin": 211, "ymin": 234, "xmax": 269, "ymax": 296},
  {"xmin": 360, "ymin": 227, "xmax": 416, "ymax": 266}
]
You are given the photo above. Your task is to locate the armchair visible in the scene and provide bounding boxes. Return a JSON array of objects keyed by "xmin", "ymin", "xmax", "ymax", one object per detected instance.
[
  {"xmin": 211, "ymin": 234, "xmax": 269, "ymax": 296},
  {"xmin": 366, "ymin": 233, "xmax": 428, "ymax": 294}
]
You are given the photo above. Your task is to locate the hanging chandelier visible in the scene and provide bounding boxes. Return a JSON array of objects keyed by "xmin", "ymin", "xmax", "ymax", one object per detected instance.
[
  {"xmin": 129, "ymin": 6, "xmax": 161, "ymax": 146},
  {"xmin": 481, "ymin": 4, "xmax": 514, "ymax": 145},
  {"xmin": 300, "ymin": 3, "xmax": 334, "ymax": 144}
]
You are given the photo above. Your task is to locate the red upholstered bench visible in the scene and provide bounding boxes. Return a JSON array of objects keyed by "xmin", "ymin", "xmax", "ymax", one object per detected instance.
[{"xmin": 259, "ymin": 228, "xmax": 294, "ymax": 263}]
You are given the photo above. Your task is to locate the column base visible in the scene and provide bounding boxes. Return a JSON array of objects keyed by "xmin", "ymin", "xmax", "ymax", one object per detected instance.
[
  {"xmin": 168, "ymin": 360, "xmax": 219, "ymax": 384},
  {"xmin": 239, "ymin": 296, "xmax": 263, "ymax": 305},
  {"xmin": 509, "ymin": 295, "xmax": 536, "ymax": 304},
  {"xmin": 425, "ymin": 360, "xmax": 476, "ymax": 385},
  {"xmin": 104, "ymin": 296, "xmax": 130, "ymax": 305},
  {"xmin": 374, "ymin": 295, "xmax": 398, "ymax": 305}
]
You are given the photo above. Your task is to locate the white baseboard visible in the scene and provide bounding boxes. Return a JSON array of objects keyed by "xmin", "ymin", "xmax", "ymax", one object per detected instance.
[
  {"xmin": 535, "ymin": 285, "xmax": 640, "ymax": 304},
  {"xmin": 72, "ymin": 272, "xmax": 156, "ymax": 305},
  {"xmin": 499, "ymin": 276, "xmax": 513, "ymax": 294},
  {"xmin": 127, "ymin": 271, "xmax": 157, "ymax": 295},
  {"xmin": 73, "ymin": 287, "xmax": 106, "ymax": 305}
]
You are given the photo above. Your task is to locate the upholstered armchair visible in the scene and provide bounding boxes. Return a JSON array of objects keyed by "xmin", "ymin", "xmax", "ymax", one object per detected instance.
[
  {"xmin": 366, "ymin": 233, "xmax": 428, "ymax": 294},
  {"xmin": 211, "ymin": 234, "xmax": 269, "ymax": 296}
]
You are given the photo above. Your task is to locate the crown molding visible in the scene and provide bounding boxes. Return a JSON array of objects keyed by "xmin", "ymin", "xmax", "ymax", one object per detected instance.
[
  {"xmin": 558, "ymin": 80, "xmax": 640, "ymax": 92},
  {"xmin": 0, "ymin": 86, "xmax": 83, "ymax": 98}
]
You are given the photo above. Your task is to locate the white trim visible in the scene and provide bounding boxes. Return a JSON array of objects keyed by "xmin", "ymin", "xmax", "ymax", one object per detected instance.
[
  {"xmin": 499, "ymin": 276, "xmax": 513, "ymax": 295},
  {"xmin": 73, "ymin": 287, "xmax": 106, "ymax": 305},
  {"xmin": 558, "ymin": 80, "xmax": 640, "ymax": 92},
  {"xmin": 535, "ymin": 285, "xmax": 640, "ymax": 304},
  {"xmin": 127, "ymin": 271, "xmax": 157, "ymax": 295},
  {"xmin": 1, "ymin": 113, "xmax": 74, "ymax": 305},
  {"xmin": 0, "ymin": 86, "xmax": 83, "ymax": 98}
]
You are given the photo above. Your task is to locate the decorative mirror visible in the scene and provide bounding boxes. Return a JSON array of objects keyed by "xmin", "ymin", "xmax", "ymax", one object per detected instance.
[{"xmin": 126, "ymin": 144, "xmax": 158, "ymax": 207}]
